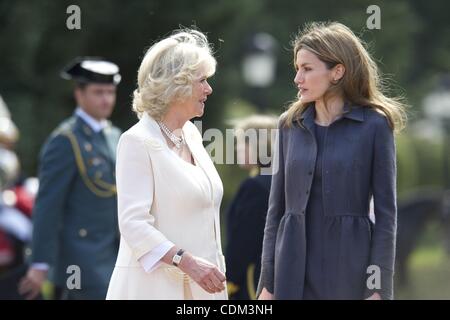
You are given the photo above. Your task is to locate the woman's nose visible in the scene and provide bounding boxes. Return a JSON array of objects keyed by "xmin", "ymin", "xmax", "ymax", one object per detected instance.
[
  {"xmin": 294, "ymin": 71, "xmax": 303, "ymax": 84},
  {"xmin": 205, "ymin": 81, "xmax": 212, "ymax": 95}
]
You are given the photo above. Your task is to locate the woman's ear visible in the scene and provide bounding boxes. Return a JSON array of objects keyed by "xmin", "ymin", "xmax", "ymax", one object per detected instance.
[{"xmin": 333, "ymin": 64, "xmax": 345, "ymax": 81}]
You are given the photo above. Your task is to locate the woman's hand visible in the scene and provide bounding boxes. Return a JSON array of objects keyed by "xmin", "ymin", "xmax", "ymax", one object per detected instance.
[
  {"xmin": 178, "ymin": 253, "xmax": 226, "ymax": 294},
  {"xmin": 258, "ymin": 287, "xmax": 274, "ymax": 300}
]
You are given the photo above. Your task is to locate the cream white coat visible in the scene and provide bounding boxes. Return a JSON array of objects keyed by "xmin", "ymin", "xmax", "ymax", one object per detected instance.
[{"xmin": 106, "ymin": 113, "xmax": 227, "ymax": 300}]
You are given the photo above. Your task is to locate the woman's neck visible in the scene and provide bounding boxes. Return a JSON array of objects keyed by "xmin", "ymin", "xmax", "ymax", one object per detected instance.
[
  {"xmin": 161, "ymin": 107, "xmax": 187, "ymax": 137},
  {"xmin": 314, "ymin": 96, "xmax": 345, "ymax": 126}
]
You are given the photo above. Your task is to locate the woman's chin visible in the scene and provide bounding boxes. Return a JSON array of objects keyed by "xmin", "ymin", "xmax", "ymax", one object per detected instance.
[
  {"xmin": 199, "ymin": 104, "xmax": 206, "ymax": 115},
  {"xmin": 299, "ymin": 96, "xmax": 312, "ymax": 104},
  {"xmin": 196, "ymin": 109, "xmax": 204, "ymax": 117}
]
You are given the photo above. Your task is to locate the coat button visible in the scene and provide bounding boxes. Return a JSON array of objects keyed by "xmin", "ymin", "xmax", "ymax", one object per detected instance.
[
  {"xmin": 79, "ymin": 228, "xmax": 88, "ymax": 237},
  {"xmin": 306, "ymin": 190, "xmax": 309, "ymax": 194},
  {"xmin": 302, "ymin": 210, "xmax": 305, "ymax": 214},
  {"xmin": 308, "ymin": 171, "xmax": 313, "ymax": 175}
]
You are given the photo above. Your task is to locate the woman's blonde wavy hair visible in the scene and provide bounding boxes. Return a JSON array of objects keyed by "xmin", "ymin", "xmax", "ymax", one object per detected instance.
[
  {"xmin": 132, "ymin": 29, "xmax": 216, "ymax": 120},
  {"xmin": 284, "ymin": 21, "xmax": 407, "ymax": 132}
]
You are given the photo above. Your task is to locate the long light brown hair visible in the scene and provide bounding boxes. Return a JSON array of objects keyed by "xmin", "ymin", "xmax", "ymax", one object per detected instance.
[{"xmin": 284, "ymin": 22, "xmax": 407, "ymax": 132}]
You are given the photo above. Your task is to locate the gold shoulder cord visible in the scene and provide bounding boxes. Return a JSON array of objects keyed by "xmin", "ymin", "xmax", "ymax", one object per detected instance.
[
  {"xmin": 246, "ymin": 263, "xmax": 257, "ymax": 300},
  {"xmin": 227, "ymin": 282, "xmax": 239, "ymax": 297},
  {"xmin": 62, "ymin": 131, "xmax": 117, "ymax": 198}
]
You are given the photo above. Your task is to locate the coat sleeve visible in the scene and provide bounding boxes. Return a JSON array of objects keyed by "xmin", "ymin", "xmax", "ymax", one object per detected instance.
[
  {"xmin": 115, "ymin": 133, "xmax": 169, "ymax": 260},
  {"xmin": 366, "ymin": 116, "xmax": 397, "ymax": 300},
  {"xmin": 257, "ymin": 120, "xmax": 286, "ymax": 296},
  {"xmin": 31, "ymin": 134, "xmax": 77, "ymax": 265}
]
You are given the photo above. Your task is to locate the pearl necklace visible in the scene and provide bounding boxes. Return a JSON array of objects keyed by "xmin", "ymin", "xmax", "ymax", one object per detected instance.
[{"xmin": 157, "ymin": 121, "xmax": 185, "ymax": 149}]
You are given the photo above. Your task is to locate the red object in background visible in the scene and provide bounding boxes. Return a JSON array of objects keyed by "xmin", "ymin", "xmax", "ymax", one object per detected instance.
[
  {"xmin": 0, "ymin": 231, "xmax": 14, "ymax": 267},
  {"xmin": 11, "ymin": 186, "xmax": 34, "ymax": 218},
  {"xmin": 0, "ymin": 179, "xmax": 36, "ymax": 268}
]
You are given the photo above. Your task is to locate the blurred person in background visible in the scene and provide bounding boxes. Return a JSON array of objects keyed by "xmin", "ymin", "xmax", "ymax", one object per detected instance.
[
  {"xmin": 225, "ymin": 114, "xmax": 278, "ymax": 300},
  {"xmin": 1, "ymin": 94, "xmax": 38, "ymax": 219},
  {"xmin": 0, "ymin": 95, "xmax": 34, "ymax": 299},
  {"xmin": 19, "ymin": 57, "xmax": 122, "ymax": 300}
]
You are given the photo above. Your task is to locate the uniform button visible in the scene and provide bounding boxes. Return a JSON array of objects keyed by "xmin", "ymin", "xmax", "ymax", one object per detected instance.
[
  {"xmin": 92, "ymin": 158, "xmax": 102, "ymax": 166},
  {"xmin": 79, "ymin": 228, "xmax": 88, "ymax": 237},
  {"xmin": 25, "ymin": 248, "xmax": 32, "ymax": 256},
  {"xmin": 83, "ymin": 126, "xmax": 92, "ymax": 136},
  {"xmin": 84, "ymin": 142, "xmax": 92, "ymax": 152}
]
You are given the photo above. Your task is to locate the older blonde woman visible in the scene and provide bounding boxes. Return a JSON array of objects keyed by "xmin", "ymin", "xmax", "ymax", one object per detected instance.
[{"xmin": 106, "ymin": 29, "xmax": 227, "ymax": 300}]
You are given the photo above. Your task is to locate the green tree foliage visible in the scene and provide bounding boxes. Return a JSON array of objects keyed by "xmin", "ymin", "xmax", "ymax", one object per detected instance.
[{"xmin": 0, "ymin": 0, "xmax": 448, "ymax": 198}]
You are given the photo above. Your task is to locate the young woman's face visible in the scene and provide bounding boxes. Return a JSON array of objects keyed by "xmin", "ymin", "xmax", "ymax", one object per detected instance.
[{"xmin": 294, "ymin": 49, "xmax": 336, "ymax": 104}]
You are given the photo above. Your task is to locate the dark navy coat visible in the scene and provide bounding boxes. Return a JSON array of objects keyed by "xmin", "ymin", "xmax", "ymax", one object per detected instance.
[
  {"xmin": 31, "ymin": 115, "xmax": 120, "ymax": 299},
  {"xmin": 258, "ymin": 104, "xmax": 397, "ymax": 300},
  {"xmin": 225, "ymin": 174, "xmax": 271, "ymax": 300}
]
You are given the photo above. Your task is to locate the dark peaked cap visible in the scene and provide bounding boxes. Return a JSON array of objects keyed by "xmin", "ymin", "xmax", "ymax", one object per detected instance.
[{"xmin": 60, "ymin": 57, "xmax": 121, "ymax": 85}]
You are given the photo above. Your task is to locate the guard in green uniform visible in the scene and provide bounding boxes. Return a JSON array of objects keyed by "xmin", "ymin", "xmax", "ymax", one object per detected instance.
[{"xmin": 19, "ymin": 57, "xmax": 122, "ymax": 299}]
